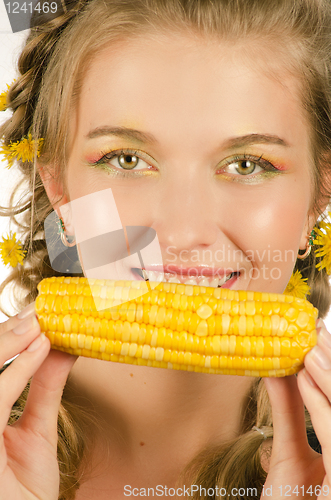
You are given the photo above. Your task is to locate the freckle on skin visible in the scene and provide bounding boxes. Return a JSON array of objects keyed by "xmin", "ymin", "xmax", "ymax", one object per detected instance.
[
  {"xmin": 130, "ymin": 373, "xmax": 133, "ymax": 377},
  {"xmin": 140, "ymin": 442, "xmax": 145, "ymax": 446}
]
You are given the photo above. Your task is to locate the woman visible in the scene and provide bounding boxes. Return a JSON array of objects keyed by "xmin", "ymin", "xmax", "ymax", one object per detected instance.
[{"xmin": 0, "ymin": 0, "xmax": 330, "ymax": 498}]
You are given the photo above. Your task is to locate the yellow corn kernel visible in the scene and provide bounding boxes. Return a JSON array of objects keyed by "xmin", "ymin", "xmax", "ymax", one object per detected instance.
[{"xmin": 36, "ymin": 277, "xmax": 318, "ymax": 377}]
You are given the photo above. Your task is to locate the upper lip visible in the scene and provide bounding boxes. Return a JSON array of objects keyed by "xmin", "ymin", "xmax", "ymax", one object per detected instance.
[{"xmin": 142, "ymin": 265, "xmax": 237, "ymax": 278}]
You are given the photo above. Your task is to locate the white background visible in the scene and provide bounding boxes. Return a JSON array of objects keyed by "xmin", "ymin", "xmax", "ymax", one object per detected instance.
[{"xmin": 0, "ymin": 10, "xmax": 331, "ymax": 330}]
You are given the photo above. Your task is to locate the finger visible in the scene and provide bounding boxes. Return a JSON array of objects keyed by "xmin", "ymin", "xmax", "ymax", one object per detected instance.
[
  {"xmin": 0, "ymin": 316, "xmax": 40, "ymax": 367},
  {"xmin": 304, "ymin": 321, "xmax": 331, "ymax": 403},
  {"xmin": 297, "ymin": 368, "xmax": 331, "ymax": 479},
  {"xmin": 19, "ymin": 349, "xmax": 77, "ymax": 448},
  {"xmin": 0, "ymin": 305, "xmax": 41, "ymax": 366},
  {"xmin": 263, "ymin": 375, "xmax": 311, "ymax": 462},
  {"xmin": 0, "ymin": 302, "xmax": 36, "ymax": 337},
  {"xmin": 0, "ymin": 333, "xmax": 51, "ymax": 433},
  {"xmin": 300, "ymin": 322, "xmax": 331, "ymax": 465}
]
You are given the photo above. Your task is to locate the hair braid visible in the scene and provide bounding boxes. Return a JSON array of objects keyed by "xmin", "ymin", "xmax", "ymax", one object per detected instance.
[
  {"xmin": 179, "ymin": 377, "xmax": 314, "ymax": 500},
  {"xmin": 1, "ymin": 0, "xmax": 87, "ymax": 144},
  {"xmin": 178, "ymin": 379, "xmax": 271, "ymax": 499},
  {"xmin": 0, "ymin": 1, "xmax": 88, "ymax": 313}
]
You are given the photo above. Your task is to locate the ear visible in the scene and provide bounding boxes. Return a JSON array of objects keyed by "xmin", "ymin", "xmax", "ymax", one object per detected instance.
[
  {"xmin": 38, "ymin": 163, "xmax": 69, "ymax": 218},
  {"xmin": 299, "ymin": 214, "xmax": 315, "ymax": 252}
]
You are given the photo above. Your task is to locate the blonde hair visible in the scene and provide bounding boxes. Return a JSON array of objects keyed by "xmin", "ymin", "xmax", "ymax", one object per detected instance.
[{"xmin": 1, "ymin": 0, "xmax": 330, "ymax": 497}]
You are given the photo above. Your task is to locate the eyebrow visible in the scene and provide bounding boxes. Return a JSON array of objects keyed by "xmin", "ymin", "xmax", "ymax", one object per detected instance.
[
  {"xmin": 86, "ymin": 126, "xmax": 157, "ymax": 144},
  {"xmin": 86, "ymin": 127, "xmax": 290, "ymax": 149},
  {"xmin": 222, "ymin": 133, "xmax": 290, "ymax": 150}
]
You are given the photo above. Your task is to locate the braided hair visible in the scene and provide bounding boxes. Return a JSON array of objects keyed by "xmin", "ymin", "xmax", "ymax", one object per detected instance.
[{"xmin": 0, "ymin": 0, "xmax": 88, "ymax": 312}]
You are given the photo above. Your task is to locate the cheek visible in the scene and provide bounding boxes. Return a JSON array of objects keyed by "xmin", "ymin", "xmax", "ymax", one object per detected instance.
[
  {"xmin": 226, "ymin": 181, "xmax": 310, "ymax": 292},
  {"xmin": 247, "ymin": 201, "xmax": 305, "ymax": 249},
  {"xmin": 66, "ymin": 162, "xmax": 155, "ymax": 227}
]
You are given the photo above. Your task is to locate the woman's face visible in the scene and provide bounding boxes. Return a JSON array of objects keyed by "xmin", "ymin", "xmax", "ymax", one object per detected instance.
[{"xmin": 56, "ymin": 34, "xmax": 314, "ymax": 293}]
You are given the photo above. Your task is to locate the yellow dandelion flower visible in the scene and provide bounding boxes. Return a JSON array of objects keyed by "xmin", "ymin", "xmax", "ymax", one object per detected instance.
[
  {"xmin": 0, "ymin": 134, "xmax": 44, "ymax": 168},
  {"xmin": 0, "ymin": 142, "xmax": 16, "ymax": 168},
  {"xmin": 284, "ymin": 270, "xmax": 310, "ymax": 299},
  {"xmin": 313, "ymin": 212, "xmax": 331, "ymax": 275},
  {"xmin": 0, "ymin": 232, "xmax": 26, "ymax": 268},
  {"xmin": 0, "ymin": 81, "xmax": 15, "ymax": 112},
  {"xmin": 8, "ymin": 134, "xmax": 44, "ymax": 163},
  {"xmin": 0, "ymin": 90, "xmax": 8, "ymax": 111}
]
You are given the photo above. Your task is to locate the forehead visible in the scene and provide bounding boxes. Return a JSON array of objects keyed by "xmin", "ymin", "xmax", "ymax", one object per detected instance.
[{"xmin": 74, "ymin": 34, "xmax": 310, "ymax": 155}]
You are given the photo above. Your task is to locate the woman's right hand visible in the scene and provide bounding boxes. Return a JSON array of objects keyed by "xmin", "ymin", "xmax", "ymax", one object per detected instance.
[{"xmin": 0, "ymin": 303, "xmax": 77, "ymax": 500}]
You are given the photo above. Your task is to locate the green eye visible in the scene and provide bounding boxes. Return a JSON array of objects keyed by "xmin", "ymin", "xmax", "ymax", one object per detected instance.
[
  {"xmin": 118, "ymin": 153, "xmax": 140, "ymax": 170},
  {"xmin": 226, "ymin": 159, "xmax": 263, "ymax": 175},
  {"xmin": 94, "ymin": 149, "xmax": 153, "ymax": 171},
  {"xmin": 216, "ymin": 154, "xmax": 280, "ymax": 180},
  {"xmin": 90, "ymin": 148, "xmax": 158, "ymax": 178}
]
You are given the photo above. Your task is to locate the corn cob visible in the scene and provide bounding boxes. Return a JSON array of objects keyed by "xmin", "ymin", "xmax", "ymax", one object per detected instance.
[{"xmin": 35, "ymin": 276, "xmax": 318, "ymax": 377}]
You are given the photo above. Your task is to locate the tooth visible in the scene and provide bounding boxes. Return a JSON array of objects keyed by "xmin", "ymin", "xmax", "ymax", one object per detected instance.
[
  {"xmin": 198, "ymin": 278, "xmax": 210, "ymax": 286},
  {"xmin": 209, "ymin": 277, "xmax": 219, "ymax": 288},
  {"xmin": 154, "ymin": 271, "xmax": 164, "ymax": 282},
  {"xmin": 146, "ymin": 271, "xmax": 156, "ymax": 282},
  {"xmin": 225, "ymin": 272, "xmax": 234, "ymax": 282},
  {"xmin": 183, "ymin": 278, "xmax": 198, "ymax": 285},
  {"xmin": 217, "ymin": 276, "xmax": 227, "ymax": 287},
  {"xmin": 142, "ymin": 269, "xmax": 149, "ymax": 280},
  {"xmin": 168, "ymin": 276, "xmax": 181, "ymax": 283}
]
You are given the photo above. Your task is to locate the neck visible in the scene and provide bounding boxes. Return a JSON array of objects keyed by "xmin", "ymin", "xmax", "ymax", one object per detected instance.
[{"xmin": 66, "ymin": 358, "xmax": 255, "ymax": 461}]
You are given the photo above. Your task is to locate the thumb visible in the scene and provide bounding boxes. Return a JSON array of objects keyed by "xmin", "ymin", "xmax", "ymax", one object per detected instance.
[
  {"xmin": 263, "ymin": 375, "xmax": 311, "ymax": 463},
  {"xmin": 19, "ymin": 347, "xmax": 77, "ymax": 448}
]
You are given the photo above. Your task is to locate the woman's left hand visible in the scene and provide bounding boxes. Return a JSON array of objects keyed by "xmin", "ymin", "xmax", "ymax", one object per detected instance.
[{"xmin": 263, "ymin": 319, "xmax": 331, "ymax": 499}]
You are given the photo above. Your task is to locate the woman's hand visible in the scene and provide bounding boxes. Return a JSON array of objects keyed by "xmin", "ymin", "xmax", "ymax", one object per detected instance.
[
  {"xmin": 0, "ymin": 303, "xmax": 77, "ymax": 500},
  {"xmin": 263, "ymin": 319, "xmax": 331, "ymax": 499}
]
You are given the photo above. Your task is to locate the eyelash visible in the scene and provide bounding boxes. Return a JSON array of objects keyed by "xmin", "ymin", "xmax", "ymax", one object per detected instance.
[
  {"xmin": 91, "ymin": 149, "xmax": 280, "ymax": 178},
  {"xmin": 217, "ymin": 153, "xmax": 280, "ymax": 178},
  {"xmin": 91, "ymin": 148, "xmax": 154, "ymax": 177}
]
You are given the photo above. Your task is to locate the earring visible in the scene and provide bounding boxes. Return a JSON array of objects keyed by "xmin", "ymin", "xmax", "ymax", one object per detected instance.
[
  {"xmin": 58, "ymin": 218, "xmax": 76, "ymax": 248},
  {"xmin": 297, "ymin": 229, "xmax": 316, "ymax": 260}
]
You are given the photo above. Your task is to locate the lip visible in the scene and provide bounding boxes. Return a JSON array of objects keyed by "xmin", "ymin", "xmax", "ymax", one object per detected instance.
[{"xmin": 142, "ymin": 265, "xmax": 236, "ymax": 278}]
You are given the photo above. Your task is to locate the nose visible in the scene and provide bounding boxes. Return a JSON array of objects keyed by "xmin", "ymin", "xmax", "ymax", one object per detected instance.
[{"xmin": 151, "ymin": 171, "xmax": 219, "ymax": 256}]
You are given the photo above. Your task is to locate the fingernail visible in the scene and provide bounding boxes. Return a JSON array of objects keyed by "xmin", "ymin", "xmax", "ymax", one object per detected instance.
[
  {"xmin": 303, "ymin": 368, "xmax": 317, "ymax": 388},
  {"xmin": 316, "ymin": 318, "xmax": 325, "ymax": 329},
  {"xmin": 13, "ymin": 315, "xmax": 39, "ymax": 335},
  {"xmin": 318, "ymin": 327, "xmax": 331, "ymax": 349},
  {"xmin": 308, "ymin": 345, "xmax": 331, "ymax": 370},
  {"xmin": 27, "ymin": 333, "xmax": 46, "ymax": 352},
  {"xmin": 17, "ymin": 302, "xmax": 36, "ymax": 320}
]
